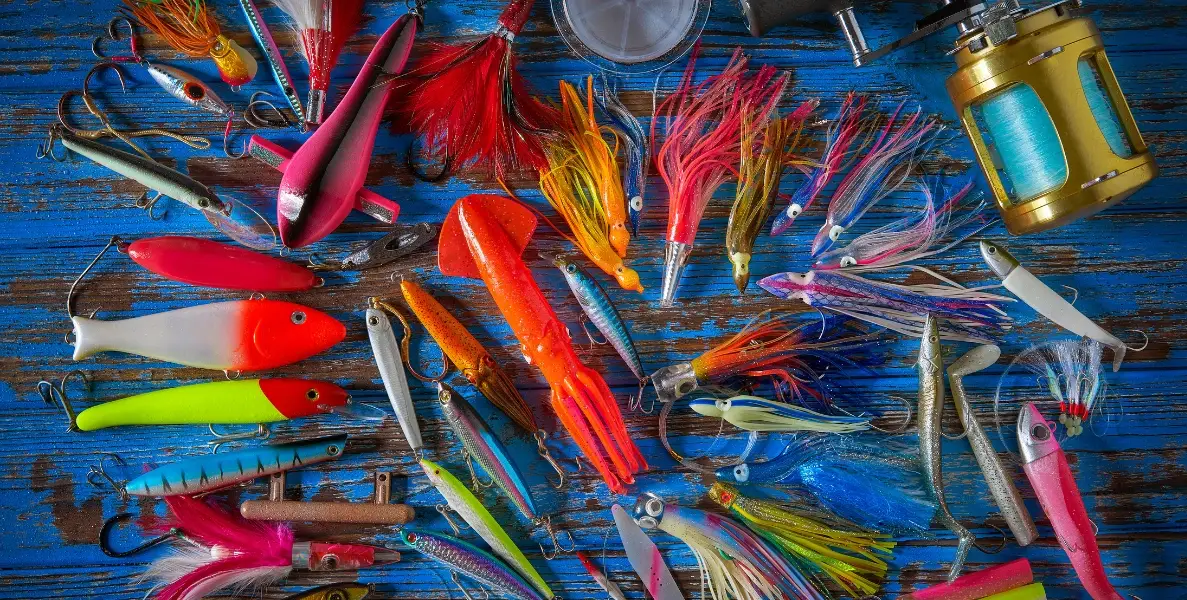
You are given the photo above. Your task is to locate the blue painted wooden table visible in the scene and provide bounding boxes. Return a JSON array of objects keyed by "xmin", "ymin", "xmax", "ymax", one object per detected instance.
[{"xmin": 2, "ymin": 1, "xmax": 1184, "ymax": 598}]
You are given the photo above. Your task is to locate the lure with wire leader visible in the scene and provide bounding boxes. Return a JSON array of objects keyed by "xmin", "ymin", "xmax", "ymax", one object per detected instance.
[
  {"xmin": 268, "ymin": 0, "xmax": 364, "ymax": 124},
  {"xmin": 610, "ymin": 503, "xmax": 685, "ymax": 600},
  {"xmin": 95, "ymin": 235, "xmax": 322, "ymax": 292},
  {"xmin": 401, "ymin": 530, "xmax": 546, "ymax": 600},
  {"xmin": 553, "ymin": 255, "xmax": 646, "ymax": 384},
  {"xmin": 122, "ymin": 0, "xmax": 258, "ymax": 87},
  {"xmin": 366, "ymin": 298, "xmax": 424, "ymax": 453},
  {"xmin": 596, "ymin": 78, "xmax": 648, "ymax": 236},
  {"xmin": 995, "ymin": 338, "xmax": 1109, "ymax": 438},
  {"xmin": 237, "ymin": 0, "xmax": 306, "ymax": 126},
  {"xmin": 576, "ymin": 551, "xmax": 627, "ymax": 600},
  {"xmin": 688, "ymin": 395, "xmax": 871, "ymax": 434}
]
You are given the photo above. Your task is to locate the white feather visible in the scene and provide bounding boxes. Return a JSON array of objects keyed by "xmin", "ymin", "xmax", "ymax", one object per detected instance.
[{"xmin": 269, "ymin": 0, "xmax": 326, "ymax": 32}]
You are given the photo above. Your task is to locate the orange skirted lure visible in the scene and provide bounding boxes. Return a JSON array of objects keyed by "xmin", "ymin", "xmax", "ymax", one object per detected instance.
[
  {"xmin": 124, "ymin": 0, "xmax": 258, "ymax": 87},
  {"xmin": 539, "ymin": 77, "xmax": 641, "ymax": 292},
  {"xmin": 439, "ymin": 194, "xmax": 645, "ymax": 494}
]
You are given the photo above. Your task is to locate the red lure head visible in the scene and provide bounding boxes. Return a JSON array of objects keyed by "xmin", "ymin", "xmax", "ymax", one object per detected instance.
[
  {"xmin": 258, "ymin": 378, "xmax": 349, "ymax": 418},
  {"xmin": 293, "ymin": 542, "xmax": 401, "ymax": 571},
  {"xmin": 239, "ymin": 300, "xmax": 346, "ymax": 370}
]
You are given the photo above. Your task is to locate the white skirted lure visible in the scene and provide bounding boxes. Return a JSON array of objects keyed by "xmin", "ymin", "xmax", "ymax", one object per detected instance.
[
  {"xmin": 365, "ymin": 299, "xmax": 423, "ymax": 453},
  {"xmin": 688, "ymin": 395, "xmax": 871, "ymax": 433},
  {"xmin": 611, "ymin": 504, "xmax": 685, "ymax": 600},
  {"xmin": 980, "ymin": 241, "xmax": 1128, "ymax": 371}
]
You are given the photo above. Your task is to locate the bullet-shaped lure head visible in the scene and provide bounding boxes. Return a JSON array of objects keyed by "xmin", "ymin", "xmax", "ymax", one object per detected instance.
[
  {"xmin": 980, "ymin": 240, "xmax": 1020, "ymax": 279},
  {"xmin": 631, "ymin": 493, "xmax": 667, "ymax": 530},
  {"xmin": 714, "ymin": 462, "xmax": 750, "ymax": 484},
  {"xmin": 730, "ymin": 252, "xmax": 751, "ymax": 294},
  {"xmin": 659, "ymin": 241, "xmax": 691, "ymax": 307},
  {"xmin": 650, "ymin": 362, "xmax": 697, "ymax": 405},
  {"xmin": 292, "ymin": 541, "xmax": 400, "ymax": 571},
  {"xmin": 919, "ymin": 313, "xmax": 941, "ymax": 368},
  {"xmin": 1017, "ymin": 402, "xmax": 1060, "ymax": 465}
]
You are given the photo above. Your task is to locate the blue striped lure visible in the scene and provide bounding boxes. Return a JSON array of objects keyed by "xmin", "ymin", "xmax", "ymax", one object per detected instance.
[
  {"xmin": 596, "ymin": 80, "xmax": 648, "ymax": 236},
  {"xmin": 554, "ymin": 255, "xmax": 646, "ymax": 383},
  {"xmin": 689, "ymin": 395, "xmax": 871, "ymax": 434},
  {"xmin": 401, "ymin": 530, "xmax": 546, "ymax": 600},
  {"xmin": 125, "ymin": 434, "xmax": 347, "ymax": 496}
]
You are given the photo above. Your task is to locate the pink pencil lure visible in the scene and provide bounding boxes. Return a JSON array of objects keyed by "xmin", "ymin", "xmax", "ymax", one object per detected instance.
[
  {"xmin": 276, "ymin": 11, "xmax": 420, "ymax": 248},
  {"xmin": 1018, "ymin": 402, "xmax": 1123, "ymax": 600},
  {"xmin": 122, "ymin": 235, "xmax": 321, "ymax": 291},
  {"xmin": 901, "ymin": 558, "xmax": 1033, "ymax": 600}
]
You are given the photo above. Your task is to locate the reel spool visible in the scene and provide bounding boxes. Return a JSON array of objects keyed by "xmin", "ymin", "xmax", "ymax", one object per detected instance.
[
  {"xmin": 550, "ymin": 0, "xmax": 711, "ymax": 73},
  {"xmin": 740, "ymin": 0, "xmax": 1157, "ymax": 235}
]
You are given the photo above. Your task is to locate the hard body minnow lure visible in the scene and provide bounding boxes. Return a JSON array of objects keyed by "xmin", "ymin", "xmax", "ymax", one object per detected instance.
[
  {"xmin": 981, "ymin": 240, "xmax": 1130, "ymax": 371},
  {"xmin": 237, "ymin": 0, "xmax": 306, "ymax": 125},
  {"xmin": 401, "ymin": 530, "xmax": 546, "ymax": 600},
  {"xmin": 125, "ymin": 434, "xmax": 347, "ymax": 496},
  {"xmin": 71, "ymin": 299, "xmax": 344, "ymax": 372},
  {"xmin": 421, "ymin": 459, "xmax": 553, "ymax": 599},
  {"xmin": 610, "ymin": 503, "xmax": 684, "ymax": 600},
  {"xmin": 689, "ymin": 395, "xmax": 870, "ymax": 434},
  {"xmin": 917, "ymin": 315, "xmax": 975, "ymax": 581},
  {"xmin": 110, "ymin": 235, "xmax": 321, "ymax": 291},
  {"xmin": 366, "ymin": 300, "xmax": 423, "ymax": 453},
  {"xmin": 554, "ymin": 256, "xmax": 646, "ymax": 384},
  {"xmin": 597, "ymin": 81, "xmax": 648, "ymax": 236},
  {"xmin": 145, "ymin": 61, "xmax": 233, "ymax": 118},
  {"xmin": 1017, "ymin": 403, "xmax": 1122, "ymax": 600},
  {"xmin": 996, "ymin": 338, "xmax": 1109, "ymax": 437}
]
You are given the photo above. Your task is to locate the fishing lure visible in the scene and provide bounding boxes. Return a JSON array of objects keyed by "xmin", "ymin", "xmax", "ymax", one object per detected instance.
[
  {"xmin": 277, "ymin": 9, "xmax": 419, "ymax": 248},
  {"xmin": 981, "ymin": 584, "xmax": 1048, "ymax": 600},
  {"xmin": 981, "ymin": 240, "xmax": 1133, "ymax": 371},
  {"xmin": 727, "ymin": 102, "xmax": 816, "ymax": 293},
  {"xmin": 577, "ymin": 551, "xmax": 627, "ymax": 600},
  {"xmin": 554, "ymin": 255, "xmax": 646, "ymax": 387},
  {"xmin": 401, "ymin": 530, "xmax": 545, "ymax": 600},
  {"xmin": 125, "ymin": 434, "xmax": 347, "ymax": 497},
  {"xmin": 421, "ymin": 459, "xmax": 554, "ymax": 599},
  {"xmin": 810, "ymin": 104, "xmax": 942, "ymax": 257},
  {"xmin": 917, "ymin": 315, "xmax": 976, "ymax": 581},
  {"xmin": 632, "ymin": 494, "xmax": 826, "ymax": 600},
  {"xmin": 948, "ymin": 345, "xmax": 1038, "ymax": 547},
  {"xmin": 394, "ymin": 0, "xmax": 559, "ymax": 178},
  {"xmin": 995, "ymin": 338, "xmax": 1109, "ymax": 438},
  {"xmin": 269, "ymin": 0, "xmax": 364, "ymax": 124},
  {"xmin": 654, "ymin": 47, "xmax": 788, "ymax": 307},
  {"xmin": 122, "ymin": 0, "xmax": 258, "ymax": 87},
  {"xmin": 438, "ymin": 195, "xmax": 645, "ymax": 494},
  {"xmin": 900, "ymin": 558, "xmax": 1034, "ymax": 600},
  {"xmin": 539, "ymin": 78, "xmax": 640, "ymax": 291},
  {"xmin": 611, "ymin": 503, "xmax": 684, "ymax": 600},
  {"xmin": 366, "ymin": 299, "xmax": 423, "ymax": 454},
  {"xmin": 709, "ymin": 482, "xmax": 894, "ymax": 597},
  {"xmin": 46, "ymin": 125, "xmax": 275, "ymax": 249},
  {"xmin": 715, "ymin": 435, "xmax": 937, "ymax": 535},
  {"xmin": 310, "ymin": 223, "xmax": 438, "ymax": 271},
  {"xmin": 688, "ymin": 395, "xmax": 870, "ymax": 434},
  {"xmin": 141, "ymin": 494, "xmax": 398, "ymax": 600},
  {"xmin": 284, "ymin": 583, "xmax": 372, "ymax": 600},
  {"xmin": 237, "ymin": 0, "xmax": 306, "ymax": 125},
  {"xmin": 771, "ymin": 94, "xmax": 869, "ymax": 236},
  {"xmin": 70, "ymin": 298, "xmax": 344, "ymax": 372},
  {"xmin": 596, "ymin": 80, "xmax": 648, "ymax": 236},
  {"xmin": 758, "ymin": 269, "xmax": 1013, "ymax": 343},
  {"xmin": 1017, "ymin": 403, "xmax": 1123, "ymax": 600}
]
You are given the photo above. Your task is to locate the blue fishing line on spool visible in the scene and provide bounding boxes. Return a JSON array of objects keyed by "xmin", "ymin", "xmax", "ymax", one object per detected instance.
[
  {"xmin": 978, "ymin": 84, "xmax": 1067, "ymax": 201},
  {"xmin": 1079, "ymin": 58, "xmax": 1134, "ymax": 158}
]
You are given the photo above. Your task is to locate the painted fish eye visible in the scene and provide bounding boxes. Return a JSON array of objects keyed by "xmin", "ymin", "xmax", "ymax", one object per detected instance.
[
  {"xmin": 291, "ymin": 311, "xmax": 306, "ymax": 325},
  {"xmin": 405, "ymin": 532, "xmax": 418, "ymax": 543},
  {"xmin": 630, "ymin": 196, "xmax": 643, "ymax": 210},
  {"xmin": 645, "ymin": 497, "xmax": 663, "ymax": 517},
  {"xmin": 829, "ymin": 228, "xmax": 842, "ymax": 241},
  {"xmin": 306, "ymin": 388, "xmax": 320, "ymax": 401},
  {"xmin": 567, "ymin": 264, "xmax": 577, "ymax": 274},
  {"xmin": 1031, "ymin": 424, "xmax": 1050, "ymax": 440},
  {"xmin": 615, "ymin": 267, "xmax": 624, "ymax": 274},
  {"xmin": 328, "ymin": 592, "xmax": 347, "ymax": 600},
  {"xmin": 676, "ymin": 381, "xmax": 694, "ymax": 395},
  {"xmin": 320, "ymin": 554, "xmax": 339, "ymax": 569},
  {"xmin": 327, "ymin": 444, "xmax": 341, "ymax": 455},
  {"xmin": 716, "ymin": 399, "xmax": 730, "ymax": 411},
  {"xmin": 367, "ymin": 315, "xmax": 381, "ymax": 326},
  {"xmin": 987, "ymin": 245, "xmax": 997, "ymax": 254},
  {"xmin": 789, "ymin": 205, "xmax": 801, "ymax": 217},
  {"xmin": 840, "ymin": 256, "xmax": 857, "ymax": 267},
  {"xmin": 733, "ymin": 464, "xmax": 749, "ymax": 482},
  {"xmin": 184, "ymin": 83, "xmax": 205, "ymax": 101},
  {"xmin": 197, "ymin": 198, "xmax": 210, "ymax": 208},
  {"xmin": 929, "ymin": 334, "xmax": 939, "ymax": 344}
]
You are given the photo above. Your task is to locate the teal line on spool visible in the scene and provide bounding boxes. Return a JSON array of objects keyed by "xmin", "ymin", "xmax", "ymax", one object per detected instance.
[
  {"xmin": 1079, "ymin": 58, "xmax": 1134, "ymax": 158},
  {"xmin": 978, "ymin": 84, "xmax": 1068, "ymax": 202}
]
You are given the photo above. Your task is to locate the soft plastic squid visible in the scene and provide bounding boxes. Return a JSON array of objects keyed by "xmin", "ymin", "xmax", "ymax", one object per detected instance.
[
  {"xmin": 438, "ymin": 194, "xmax": 645, "ymax": 494},
  {"xmin": 689, "ymin": 395, "xmax": 870, "ymax": 434}
]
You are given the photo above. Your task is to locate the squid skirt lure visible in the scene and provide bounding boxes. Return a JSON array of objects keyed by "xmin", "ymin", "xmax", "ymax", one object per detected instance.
[{"xmin": 689, "ymin": 395, "xmax": 870, "ymax": 434}]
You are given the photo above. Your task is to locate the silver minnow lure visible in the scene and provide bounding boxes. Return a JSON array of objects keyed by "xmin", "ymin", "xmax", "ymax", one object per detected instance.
[
  {"xmin": 554, "ymin": 256, "xmax": 645, "ymax": 381},
  {"xmin": 144, "ymin": 62, "xmax": 232, "ymax": 117},
  {"xmin": 917, "ymin": 314, "xmax": 975, "ymax": 581},
  {"xmin": 237, "ymin": 0, "xmax": 305, "ymax": 127},
  {"xmin": 366, "ymin": 300, "xmax": 423, "ymax": 453},
  {"xmin": 401, "ymin": 530, "xmax": 545, "ymax": 600}
]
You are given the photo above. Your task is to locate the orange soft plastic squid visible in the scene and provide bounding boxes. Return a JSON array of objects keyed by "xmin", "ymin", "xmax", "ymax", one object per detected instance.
[{"xmin": 438, "ymin": 194, "xmax": 646, "ymax": 493}]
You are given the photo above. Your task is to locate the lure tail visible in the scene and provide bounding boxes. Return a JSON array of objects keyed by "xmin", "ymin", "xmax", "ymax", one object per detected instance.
[
  {"xmin": 553, "ymin": 363, "xmax": 646, "ymax": 494},
  {"xmin": 270, "ymin": 0, "xmax": 364, "ymax": 123}
]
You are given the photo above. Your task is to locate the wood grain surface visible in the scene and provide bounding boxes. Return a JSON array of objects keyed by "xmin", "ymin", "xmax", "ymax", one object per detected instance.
[{"xmin": 1, "ymin": 0, "xmax": 1184, "ymax": 598}]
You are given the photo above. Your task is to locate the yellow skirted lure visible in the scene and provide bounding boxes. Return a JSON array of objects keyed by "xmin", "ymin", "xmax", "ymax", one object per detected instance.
[
  {"xmin": 540, "ymin": 77, "xmax": 641, "ymax": 292},
  {"xmin": 123, "ymin": 0, "xmax": 258, "ymax": 87},
  {"xmin": 727, "ymin": 101, "xmax": 817, "ymax": 294},
  {"xmin": 709, "ymin": 482, "xmax": 895, "ymax": 598}
]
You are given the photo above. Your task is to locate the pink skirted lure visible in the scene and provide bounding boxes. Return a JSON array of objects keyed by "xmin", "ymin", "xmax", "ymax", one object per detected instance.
[
  {"xmin": 901, "ymin": 558, "xmax": 1033, "ymax": 600},
  {"xmin": 125, "ymin": 236, "xmax": 320, "ymax": 292}
]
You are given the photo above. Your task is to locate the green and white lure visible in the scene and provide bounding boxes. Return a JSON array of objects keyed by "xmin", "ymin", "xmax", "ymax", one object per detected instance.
[{"xmin": 688, "ymin": 395, "xmax": 871, "ymax": 434}]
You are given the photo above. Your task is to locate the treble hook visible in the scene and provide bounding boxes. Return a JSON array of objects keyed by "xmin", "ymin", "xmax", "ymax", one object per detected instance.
[
  {"xmin": 628, "ymin": 377, "xmax": 654, "ymax": 414},
  {"xmin": 36, "ymin": 370, "xmax": 91, "ymax": 432},
  {"xmin": 537, "ymin": 515, "xmax": 576, "ymax": 560},
  {"xmin": 580, "ymin": 317, "xmax": 608, "ymax": 350},
  {"xmin": 434, "ymin": 504, "xmax": 471, "ymax": 536},
  {"xmin": 208, "ymin": 423, "xmax": 270, "ymax": 453},
  {"xmin": 93, "ymin": 17, "xmax": 142, "ymax": 63},
  {"xmin": 87, "ymin": 453, "xmax": 128, "ymax": 499},
  {"xmin": 36, "ymin": 124, "xmax": 68, "ymax": 161},
  {"xmin": 534, "ymin": 430, "xmax": 566, "ymax": 489},
  {"xmin": 462, "ymin": 452, "xmax": 495, "ymax": 493},
  {"xmin": 100, "ymin": 512, "xmax": 186, "ymax": 557},
  {"xmin": 450, "ymin": 571, "xmax": 489, "ymax": 600},
  {"xmin": 373, "ymin": 298, "xmax": 452, "ymax": 383},
  {"xmin": 67, "ymin": 235, "xmax": 124, "ymax": 321}
]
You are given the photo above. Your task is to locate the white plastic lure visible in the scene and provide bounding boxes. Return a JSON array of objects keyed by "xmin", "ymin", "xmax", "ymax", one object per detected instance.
[
  {"xmin": 688, "ymin": 395, "xmax": 870, "ymax": 433},
  {"xmin": 611, "ymin": 504, "xmax": 685, "ymax": 600},
  {"xmin": 366, "ymin": 299, "xmax": 423, "ymax": 452},
  {"xmin": 980, "ymin": 240, "xmax": 1127, "ymax": 371}
]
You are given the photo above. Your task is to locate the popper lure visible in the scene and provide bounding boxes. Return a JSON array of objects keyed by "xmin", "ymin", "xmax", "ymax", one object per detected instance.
[
  {"xmin": 758, "ymin": 269, "xmax": 1013, "ymax": 343},
  {"xmin": 438, "ymin": 194, "xmax": 645, "ymax": 494},
  {"xmin": 632, "ymin": 494, "xmax": 826, "ymax": 600},
  {"xmin": 727, "ymin": 101, "xmax": 816, "ymax": 293},
  {"xmin": 1017, "ymin": 403, "xmax": 1123, "ymax": 600},
  {"xmin": 401, "ymin": 530, "xmax": 546, "ymax": 600},
  {"xmin": 554, "ymin": 255, "xmax": 647, "ymax": 387},
  {"xmin": 124, "ymin": 434, "xmax": 347, "ymax": 496},
  {"xmin": 709, "ymin": 482, "xmax": 895, "ymax": 598},
  {"xmin": 596, "ymin": 81, "xmax": 648, "ymax": 236},
  {"xmin": 688, "ymin": 395, "xmax": 870, "ymax": 434},
  {"xmin": 654, "ymin": 47, "xmax": 788, "ymax": 307},
  {"xmin": 122, "ymin": 0, "xmax": 258, "ymax": 87},
  {"xmin": 277, "ymin": 9, "xmax": 419, "ymax": 248},
  {"xmin": 268, "ymin": 0, "xmax": 364, "ymax": 124},
  {"xmin": 981, "ymin": 240, "xmax": 1132, "ymax": 371},
  {"xmin": 366, "ymin": 299, "xmax": 424, "ymax": 453},
  {"xmin": 539, "ymin": 78, "xmax": 641, "ymax": 292},
  {"xmin": 995, "ymin": 338, "xmax": 1110, "ymax": 438}
]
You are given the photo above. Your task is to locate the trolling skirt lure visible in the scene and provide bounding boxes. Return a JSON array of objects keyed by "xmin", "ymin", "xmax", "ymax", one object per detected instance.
[
  {"xmin": 596, "ymin": 80, "xmax": 649, "ymax": 235},
  {"xmin": 122, "ymin": 0, "xmax": 258, "ymax": 87},
  {"xmin": 689, "ymin": 395, "xmax": 870, "ymax": 434},
  {"xmin": 269, "ymin": 0, "xmax": 364, "ymax": 123},
  {"xmin": 654, "ymin": 47, "xmax": 788, "ymax": 307},
  {"xmin": 995, "ymin": 338, "xmax": 1109, "ymax": 438}
]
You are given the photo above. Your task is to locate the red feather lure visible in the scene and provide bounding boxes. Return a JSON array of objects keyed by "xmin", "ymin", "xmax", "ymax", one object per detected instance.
[{"xmin": 271, "ymin": 0, "xmax": 365, "ymax": 123}]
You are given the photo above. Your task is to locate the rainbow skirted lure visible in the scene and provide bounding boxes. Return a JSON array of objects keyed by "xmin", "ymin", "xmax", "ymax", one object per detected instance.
[
  {"xmin": 269, "ymin": 0, "xmax": 364, "ymax": 123},
  {"xmin": 810, "ymin": 103, "xmax": 943, "ymax": 257},
  {"xmin": 771, "ymin": 94, "xmax": 870, "ymax": 236},
  {"xmin": 727, "ymin": 102, "xmax": 816, "ymax": 293},
  {"xmin": 758, "ymin": 270, "xmax": 1013, "ymax": 344},
  {"xmin": 688, "ymin": 395, "xmax": 871, "ymax": 434},
  {"xmin": 539, "ymin": 78, "xmax": 641, "ymax": 292},
  {"xmin": 653, "ymin": 47, "xmax": 788, "ymax": 307},
  {"xmin": 632, "ymin": 494, "xmax": 826, "ymax": 600},
  {"xmin": 141, "ymin": 495, "xmax": 399, "ymax": 600},
  {"xmin": 709, "ymin": 482, "xmax": 895, "ymax": 598},
  {"xmin": 596, "ymin": 81, "xmax": 649, "ymax": 236},
  {"xmin": 122, "ymin": 0, "xmax": 258, "ymax": 87},
  {"xmin": 995, "ymin": 338, "xmax": 1109, "ymax": 437}
]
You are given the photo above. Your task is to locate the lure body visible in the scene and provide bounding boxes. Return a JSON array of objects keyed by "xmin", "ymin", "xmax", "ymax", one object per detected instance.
[
  {"xmin": 366, "ymin": 305, "xmax": 423, "ymax": 452},
  {"xmin": 438, "ymin": 195, "xmax": 645, "ymax": 494},
  {"xmin": 438, "ymin": 383, "xmax": 538, "ymax": 520},
  {"xmin": 917, "ymin": 315, "xmax": 975, "ymax": 581},
  {"xmin": 611, "ymin": 504, "xmax": 684, "ymax": 600},
  {"xmin": 401, "ymin": 530, "xmax": 545, "ymax": 600},
  {"xmin": 71, "ymin": 299, "xmax": 345, "ymax": 371},
  {"xmin": 1017, "ymin": 403, "xmax": 1122, "ymax": 600},
  {"xmin": 597, "ymin": 84, "xmax": 648, "ymax": 236},
  {"xmin": 126, "ymin": 434, "xmax": 347, "ymax": 496},
  {"xmin": 420, "ymin": 459, "xmax": 553, "ymax": 599},
  {"xmin": 237, "ymin": 0, "xmax": 305, "ymax": 123},
  {"xmin": 284, "ymin": 583, "xmax": 372, "ymax": 600},
  {"xmin": 277, "ymin": 13, "xmax": 419, "ymax": 248},
  {"xmin": 125, "ymin": 236, "xmax": 319, "ymax": 291},
  {"xmin": 143, "ymin": 62, "xmax": 231, "ymax": 116},
  {"xmin": 75, "ymin": 378, "xmax": 347, "ymax": 431},
  {"xmin": 901, "ymin": 557, "xmax": 1033, "ymax": 600},
  {"xmin": 554, "ymin": 256, "xmax": 645, "ymax": 381},
  {"xmin": 688, "ymin": 395, "xmax": 870, "ymax": 433},
  {"xmin": 981, "ymin": 241, "xmax": 1126, "ymax": 371}
]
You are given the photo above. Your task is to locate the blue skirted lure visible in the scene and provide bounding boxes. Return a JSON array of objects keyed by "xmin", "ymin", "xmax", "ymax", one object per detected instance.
[
  {"xmin": 401, "ymin": 530, "xmax": 546, "ymax": 600},
  {"xmin": 714, "ymin": 435, "xmax": 936, "ymax": 534},
  {"xmin": 597, "ymin": 80, "xmax": 648, "ymax": 235}
]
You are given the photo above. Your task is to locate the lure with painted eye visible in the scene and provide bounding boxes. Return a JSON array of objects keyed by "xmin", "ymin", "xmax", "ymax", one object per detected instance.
[
  {"xmin": 144, "ymin": 61, "xmax": 233, "ymax": 117},
  {"xmin": 74, "ymin": 378, "xmax": 349, "ymax": 431},
  {"xmin": 401, "ymin": 530, "xmax": 546, "ymax": 600},
  {"xmin": 366, "ymin": 299, "xmax": 423, "ymax": 453},
  {"xmin": 596, "ymin": 80, "xmax": 648, "ymax": 236},
  {"xmin": 71, "ymin": 299, "xmax": 345, "ymax": 371},
  {"xmin": 554, "ymin": 255, "xmax": 645, "ymax": 382},
  {"xmin": 125, "ymin": 434, "xmax": 347, "ymax": 496},
  {"xmin": 688, "ymin": 395, "xmax": 870, "ymax": 434},
  {"xmin": 121, "ymin": 235, "xmax": 321, "ymax": 291}
]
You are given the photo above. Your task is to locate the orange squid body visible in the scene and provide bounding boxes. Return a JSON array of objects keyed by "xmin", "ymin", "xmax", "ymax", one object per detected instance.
[{"xmin": 440, "ymin": 194, "xmax": 646, "ymax": 494}]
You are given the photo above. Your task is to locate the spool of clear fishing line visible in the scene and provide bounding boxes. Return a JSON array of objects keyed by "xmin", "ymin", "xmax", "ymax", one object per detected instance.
[{"xmin": 550, "ymin": 0, "xmax": 710, "ymax": 73}]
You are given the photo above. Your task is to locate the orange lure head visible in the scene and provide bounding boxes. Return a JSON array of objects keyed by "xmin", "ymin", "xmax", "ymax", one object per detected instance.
[{"xmin": 240, "ymin": 300, "xmax": 346, "ymax": 371}]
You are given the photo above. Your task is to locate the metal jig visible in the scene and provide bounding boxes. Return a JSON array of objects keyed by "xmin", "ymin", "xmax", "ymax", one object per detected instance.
[
  {"xmin": 308, "ymin": 223, "xmax": 438, "ymax": 272},
  {"xmin": 36, "ymin": 370, "xmax": 90, "ymax": 431},
  {"xmin": 208, "ymin": 423, "xmax": 271, "ymax": 453},
  {"xmin": 370, "ymin": 296, "xmax": 452, "ymax": 383},
  {"xmin": 100, "ymin": 512, "xmax": 189, "ymax": 557}
]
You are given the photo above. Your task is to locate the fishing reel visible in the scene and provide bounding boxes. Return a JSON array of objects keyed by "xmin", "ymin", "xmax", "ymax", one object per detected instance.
[{"xmin": 741, "ymin": 0, "xmax": 1157, "ymax": 235}]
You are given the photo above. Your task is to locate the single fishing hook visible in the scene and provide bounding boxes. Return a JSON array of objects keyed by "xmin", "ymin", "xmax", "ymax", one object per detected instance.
[
  {"xmin": 534, "ymin": 430, "xmax": 566, "ymax": 489},
  {"xmin": 372, "ymin": 297, "xmax": 453, "ymax": 383},
  {"xmin": 404, "ymin": 143, "xmax": 452, "ymax": 183},
  {"xmin": 207, "ymin": 423, "xmax": 270, "ymax": 453},
  {"xmin": 243, "ymin": 91, "xmax": 296, "ymax": 129},
  {"xmin": 972, "ymin": 519, "xmax": 1008, "ymax": 554},
  {"xmin": 36, "ymin": 370, "xmax": 91, "ymax": 432},
  {"xmin": 1125, "ymin": 330, "xmax": 1150, "ymax": 352},
  {"xmin": 93, "ymin": 16, "xmax": 142, "ymax": 63},
  {"xmin": 100, "ymin": 512, "xmax": 185, "ymax": 557},
  {"xmin": 223, "ymin": 112, "xmax": 249, "ymax": 159},
  {"xmin": 867, "ymin": 395, "xmax": 913, "ymax": 434},
  {"xmin": 537, "ymin": 515, "xmax": 576, "ymax": 560},
  {"xmin": 579, "ymin": 316, "xmax": 608, "ymax": 349},
  {"xmin": 1061, "ymin": 285, "xmax": 1079, "ymax": 306},
  {"xmin": 86, "ymin": 453, "xmax": 128, "ymax": 500},
  {"xmin": 67, "ymin": 235, "xmax": 123, "ymax": 320}
]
